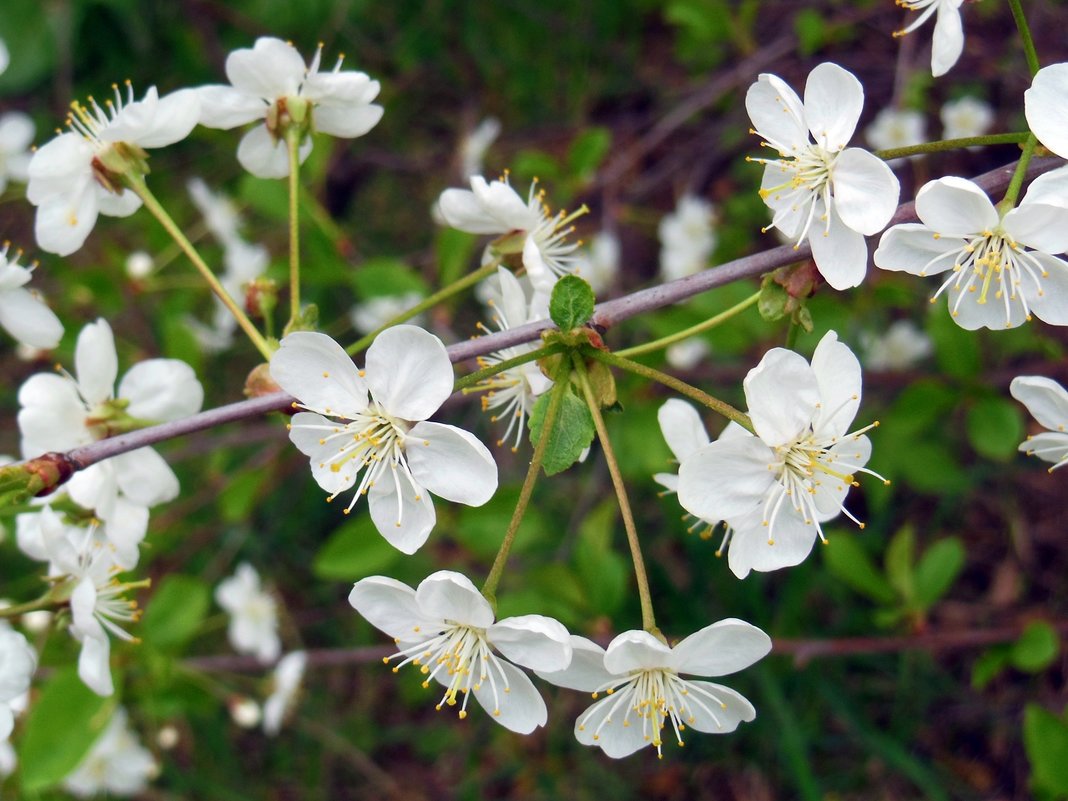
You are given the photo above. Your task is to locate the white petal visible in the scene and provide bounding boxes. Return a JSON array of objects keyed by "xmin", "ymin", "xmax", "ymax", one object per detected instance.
[
  {"xmin": 535, "ymin": 635, "xmax": 612, "ymax": 692},
  {"xmin": 367, "ymin": 476, "xmax": 436, "ymax": 554},
  {"xmin": 78, "ymin": 634, "xmax": 114, "ymax": 697},
  {"xmin": 472, "ymin": 658, "xmax": 547, "ymax": 734},
  {"xmin": 1026, "ymin": 64, "xmax": 1068, "ymax": 159},
  {"xmin": 314, "ymin": 101, "xmax": 383, "ymax": 139},
  {"xmin": 931, "ymin": 4, "xmax": 965, "ymax": 78},
  {"xmin": 473, "ymin": 177, "xmax": 538, "ymax": 229},
  {"xmin": 1020, "ymin": 165, "xmax": 1068, "ymax": 210},
  {"xmin": 67, "ymin": 464, "xmax": 117, "ymax": 517},
  {"xmin": 914, "ymin": 177, "xmax": 996, "ymax": 235},
  {"xmin": 17, "ymin": 374, "xmax": 90, "ymax": 455},
  {"xmin": 488, "ymin": 615, "xmax": 572, "ymax": 672},
  {"xmin": 603, "ymin": 630, "xmax": 673, "ymax": 674},
  {"xmin": 0, "ymin": 708, "xmax": 11, "ymax": 742},
  {"xmin": 414, "ymin": 571, "xmax": 494, "ymax": 628},
  {"xmin": 657, "ymin": 399, "xmax": 710, "ymax": 462},
  {"xmin": 1003, "ymin": 203, "xmax": 1068, "ymax": 255},
  {"xmin": 0, "ymin": 288, "xmax": 63, "ymax": 349},
  {"xmin": 100, "ymin": 497, "xmax": 148, "ymax": 570},
  {"xmin": 678, "ymin": 437, "xmax": 776, "ymax": 521},
  {"xmin": 671, "ymin": 619, "xmax": 772, "ymax": 676},
  {"xmin": 96, "ymin": 187, "xmax": 142, "ymax": 218},
  {"xmin": 744, "ymin": 348, "xmax": 818, "ymax": 446},
  {"xmin": 831, "ymin": 148, "xmax": 899, "ymax": 234},
  {"xmin": 437, "ymin": 188, "xmax": 508, "ymax": 234},
  {"xmin": 226, "ymin": 37, "xmax": 305, "ymax": 99},
  {"xmin": 113, "ymin": 447, "xmax": 179, "ymax": 507},
  {"xmin": 288, "ymin": 413, "xmax": 361, "ymax": 496},
  {"xmin": 809, "ymin": 208, "xmax": 870, "ymax": 290},
  {"xmin": 26, "ymin": 134, "xmax": 92, "ymax": 203},
  {"xmin": 727, "ymin": 509, "xmax": 818, "ymax": 577},
  {"xmin": 947, "ymin": 282, "xmax": 1027, "ymax": 330},
  {"xmin": 1027, "ymin": 252, "xmax": 1068, "ymax": 326},
  {"xmin": 405, "ymin": 422, "xmax": 497, "ymax": 506},
  {"xmin": 196, "ymin": 85, "xmax": 267, "ymax": 129},
  {"xmin": 1010, "ymin": 376, "xmax": 1068, "ymax": 432},
  {"xmin": 237, "ymin": 125, "xmax": 308, "ymax": 179},
  {"xmin": 575, "ymin": 693, "xmax": 650, "ymax": 757},
  {"xmin": 809, "ymin": 330, "xmax": 862, "ymax": 436},
  {"xmin": 119, "ymin": 359, "xmax": 203, "ymax": 421},
  {"xmin": 745, "ymin": 74, "xmax": 809, "ymax": 155},
  {"xmin": 125, "ymin": 88, "xmax": 201, "ymax": 148},
  {"xmin": 348, "ymin": 576, "xmax": 440, "ymax": 640},
  {"xmin": 75, "ymin": 319, "xmax": 117, "ymax": 406},
  {"xmin": 270, "ymin": 332, "xmax": 368, "ymax": 417},
  {"xmin": 873, "ymin": 223, "xmax": 961, "ymax": 276},
  {"xmin": 1018, "ymin": 431, "xmax": 1068, "ymax": 464},
  {"xmin": 34, "ymin": 183, "xmax": 99, "ymax": 257},
  {"xmin": 804, "ymin": 63, "xmax": 863, "ymax": 151},
  {"xmin": 679, "ymin": 681, "xmax": 756, "ymax": 734},
  {"xmin": 365, "ymin": 326, "xmax": 453, "ymax": 421}
]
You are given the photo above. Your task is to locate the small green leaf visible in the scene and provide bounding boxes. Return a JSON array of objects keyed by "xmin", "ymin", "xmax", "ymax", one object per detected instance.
[
  {"xmin": 1012, "ymin": 621, "xmax": 1061, "ymax": 673},
  {"xmin": 20, "ymin": 668, "xmax": 117, "ymax": 792},
  {"xmin": 573, "ymin": 501, "xmax": 627, "ymax": 615},
  {"xmin": 435, "ymin": 229, "xmax": 477, "ymax": 288},
  {"xmin": 352, "ymin": 258, "xmax": 430, "ymax": 299},
  {"xmin": 757, "ymin": 280, "xmax": 789, "ymax": 322},
  {"xmin": 885, "ymin": 526, "xmax": 916, "ymax": 602},
  {"xmin": 549, "ymin": 275, "xmax": 596, "ymax": 331},
  {"xmin": 567, "ymin": 128, "xmax": 612, "ymax": 182},
  {"xmin": 914, "ymin": 537, "xmax": 965, "ymax": 609},
  {"xmin": 966, "ymin": 396, "xmax": 1025, "ymax": 461},
  {"xmin": 313, "ymin": 517, "xmax": 404, "ymax": 581},
  {"xmin": 971, "ymin": 647, "xmax": 1010, "ymax": 690},
  {"xmin": 794, "ymin": 9, "xmax": 826, "ymax": 56},
  {"xmin": 1024, "ymin": 703, "xmax": 1068, "ymax": 797},
  {"xmin": 823, "ymin": 535, "xmax": 896, "ymax": 605},
  {"xmin": 528, "ymin": 387, "xmax": 596, "ymax": 476},
  {"xmin": 141, "ymin": 575, "xmax": 211, "ymax": 651},
  {"xmin": 928, "ymin": 308, "xmax": 981, "ymax": 378}
]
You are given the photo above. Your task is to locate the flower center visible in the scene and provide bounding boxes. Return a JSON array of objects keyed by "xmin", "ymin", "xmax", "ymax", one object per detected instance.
[
  {"xmin": 580, "ymin": 669, "xmax": 731, "ymax": 759},
  {"xmin": 754, "ymin": 144, "xmax": 837, "ymax": 246},
  {"xmin": 382, "ymin": 624, "xmax": 511, "ymax": 720}
]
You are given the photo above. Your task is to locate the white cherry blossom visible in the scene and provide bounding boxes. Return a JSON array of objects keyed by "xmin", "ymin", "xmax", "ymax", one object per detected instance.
[
  {"xmin": 873, "ymin": 174, "xmax": 1068, "ymax": 329},
  {"xmin": 215, "ymin": 563, "xmax": 280, "ymax": 664},
  {"xmin": 537, "ymin": 621, "xmax": 770, "ymax": 758},
  {"xmin": 0, "ymin": 111, "xmax": 35, "ymax": 194},
  {"xmin": 197, "ymin": 37, "xmax": 383, "ymax": 178},
  {"xmin": 0, "ymin": 627, "xmax": 36, "ymax": 741},
  {"xmin": 460, "ymin": 117, "xmax": 501, "ymax": 179},
  {"xmin": 746, "ymin": 62, "xmax": 899, "ymax": 290},
  {"xmin": 941, "ymin": 96, "xmax": 994, "ymax": 141},
  {"xmin": 26, "ymin": 83, "xmax": 200, "ymax": 256},
  {"xmin": 658, "ymin": 194, "xmax": 717, "ymax": 282},
  {"xmin": 62, "ymin": 708, "xmax": 157, "ymax": 797},
  {"xmin": 349, "ymin": 570, "xmax": 572, "ymax": 733},
  {"xmin": 572, "ymin": 230, "xmax": 620, "ymax": 296},
  {"xmin": 349, "ymin": 291, "xmax": 426, "ymax": 336},
  {"xmin": 270, "ymin": 326, "xmax": 498, "ymax": 554},
  {"xmin": 263, "ymin": 650, "xmax": 307, "ymax": 736},
  {"xmin": 0, "ymin": 243, "xmax": 63, "ymax": 349},
  {"xmin": 860, "ymin": 320, "xmax": 932, "ymax": 371},
  {"xmin": 865, "ymin": 108, "xmax": 926, "ymax": 163},
  {"xmin": 678, "ymin": 331, "xmax": 881, "ymax": 578},
  {"xmin": 893, "ymin": 0, "xmax": 965, "ymax": 78},
  {"xmin": 1010, "ymin": 376, "xmax": 1068, "ymax": 471}
]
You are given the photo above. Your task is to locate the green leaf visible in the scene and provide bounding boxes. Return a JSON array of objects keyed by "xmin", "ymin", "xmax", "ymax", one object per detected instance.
[
  {"xmin": 549, "ymin": 275, "xmax": 596, "ymax": 331},
  {"xmin": 0, "ymin": 0, "xmax": 55, "ymax": 93},
  {"xmin": 528, "ymin": 387, "xmax": 596, "ymax": 476},
  {"xmin": 567, "ymin": 128, "xmax": 612, "ymax": 182},
  {"xmin": 757, "ymin": 280, "xmax": 789, "ymax": 322},
  {"xmin": 217, "ymin": 468, "xmax": 268, "ymax": 524},
  {"xmin": 435, "ymin": 229, "xmax": 477, "ymax": 288},
  {"xmin": 885, "ymin": 526, "xmax": 916, "ymax": 603},
  {"xmin": 971, "ymin": 647, "xmax": 1010, "ymax": 690},
  {"xmin": 141, "ymin": 575, "xmax": 211, "ymax": 651},
  {"xmin": 1011, "ymin": 621, "xmax": 1061, "ymax": 673},
  {"xmin": 914, "ymin": 537, "xmax": 965, "ymax": 609},
  {"xmin": 239, "ymin": 174, "xmax": 289, "ymax": 222},
  {"xmin": 573, "ymin": 501, "xmax": 627, "ymax": 616},
  {"xmin": 20, "ymin": 668, "xmax": 117, "ymax": 792},
  {"xmin": 823, "ymin": 535, "xmax": 896, "ymax": 605},
  {"xmin": 928, "ymin": 308, "xmax": 982, "ymax": 379},
  {"xmin": 793, "ymin": 9, "xmax": 826, "ymax": 56},
  {"xmin": 1024, "ymin": 703, "xmax": 1068, "ymax": 797},
  {"xmin": 313, "ymin": 516, "xmax": 404, "ymax": 581},
  {"xmin": 452, "ymin": 486, "xmax": 549, "ymax": 561},
  {"xmin": 351, "ymin": 257, "xmax": 430, "ymax": 299},
  {"xmin": 966, "ymin": 396, "xmax": 1025, "ymax": 461}
]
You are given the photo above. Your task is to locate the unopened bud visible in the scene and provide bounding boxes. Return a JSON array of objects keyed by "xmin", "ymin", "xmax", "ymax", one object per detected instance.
[
  {"xmin": 245, "ymin": 363, "xmax": 282, "ymax": 399},
  {"xmin": 229, "ymin": 697, "xmax": 262, "ymax": 728},
  {"xmin": 245, "ymin": 277, "xmax": 278, "ymax": 320}
]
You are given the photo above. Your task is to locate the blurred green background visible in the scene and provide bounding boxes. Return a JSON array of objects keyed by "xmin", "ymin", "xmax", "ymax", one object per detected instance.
[{"xmin": 2, "ymin": 0, "xmax": 1068, "ymax": 799}]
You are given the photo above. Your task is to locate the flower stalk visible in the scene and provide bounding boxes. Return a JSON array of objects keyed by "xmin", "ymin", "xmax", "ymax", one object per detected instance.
[
  {"xmin": 873, "ymin": 132, "xmax": 1031, "ymax": 162},
  {"xmin": 615, "ymin": 290, "xmax": 761, "ymax": 358},
  {"xmin": 286, "ymin": 126, "xmax": 303, "ymax": 325}
]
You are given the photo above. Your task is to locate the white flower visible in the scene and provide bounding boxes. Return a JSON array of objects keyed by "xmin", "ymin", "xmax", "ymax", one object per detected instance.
[
  {"xmin": 665, "ymin": 338, "xmax": 709, "ymax": 371},
  {"xmin": 263, "ymin": 650, "xmax": 307, "ymax": 736},
  {"xmin": 215, "ymin": 563, "xmax": 280, "ymax": 664},
  {"xmin": 678, "ymin": 331, "xmax": 880, "ymax": 578},
  {"xmin": 187, "ymin": 176, "xmax": 245, "ymax": 247},
  {"xmin": 0, "ymin": 244, "xmax": 63, "ymax": 349},
  {"xmin": 537, "ymin": 621, "xmax": 770, "ymax": 758},
  {"xmin": 0, "ymin": 111, "xmax": 35, "ymax": 194},
  {"xmin": 471, "ymin": 267, "xmax": 553, "ymax": 451},
  {"xmin": 1026, "ymin": 63, "xmax": 1068, "ymax": 160},
  {"xmin": 572, "ymin": 231, "xmax": 620, "ymax": 296},
  {"xmin": 0, "ymin": 39, "xmax": 8, "ymax": 76},
  {"xmin": 17, "ymin": 319, "xmax": 203, "ymax": 565},
  {"xmin": 873, "ymin": 174, "xmax": 1068, "ymax": 329},
  {"xmin": 865, "ymin": 108, "xmax": 926, "ymax": 161},
  {"xmin": 437, "ymin": 174, "xmax": 584, "ymax": 294},
  {"xmin": 197, "ymin": 37, "xmax": 383, "ymax": 178},
  {"xmin": 349, "ymin": 291, "xmax": 425, "ymax": 336},
  {"xmin": 270, "ymin": 326, "xmax": 498, "ymax": 554},
  {"xmin": 659, "ymin": 195, "xmax": 716, "ymax": 282},
  {"xmin": 460, "ymin": 117, "xmax": 501, "ymax": 179},
  {"xmin": 941, "ymin": 96, "xmax": 993, "ymax": 141},
  {"xmin": 860, "ymin": 319, "xmax": 932, "ymax": 371},
  {"xmin": 62, "ymin": 708, "xmax": 157, "ymax": 798},
  {"xmin": 27, "ymin": 83, "xmax": 200, "ymax": 256},
  {"xmin": 746, "ymin": 62, "xmax": 900, "ymax": 290},
  {"xmin": 1010, "ymin": 376, "xmax": 1068, "ymax": 471},
  {"xmin": 0, "ymin": 627, "xmax": 36, "ymax": 741},
  {"xmin": 349, "ymin": 570, "xmax": 571, "ymax": 733},
  {"xmin": 893, "ymin": 0, "xmax": 965, "ymax": 78}
]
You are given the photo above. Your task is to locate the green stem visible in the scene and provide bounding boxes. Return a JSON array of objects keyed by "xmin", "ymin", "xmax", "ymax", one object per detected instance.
[
  {"xmin": 481, "ymin": 357, "xmax": 572, "ymax": 600},
  {"xmin": 615, "ymin": 291, "xmax": 760, "ymax": 358},
  {"xmin": 128, "ymin": 177, "xmax": 274, "ymax": 360},
  {"xmin": 346, "ymin": 259, "xmax": 503, "ymax": 355},
  {"xmin": 785, "ymin": 319, "xmax": 799, "ymax": 349},
  {"xmin": 999, "ymin": 135, "xmax": 1039, "ymax": 210},
  {"xmin": 874, "ymin": 132, "xmax": 1030, "ymax": 161},
  {"xmin": 571, "ymin": 353, "xmax": 657, "ymax": 634},
  {"xmin": 286, "ymin": 127, "xmax": 302, "ymax": 324},
  {"xmin": 0, "ymin": 595, "xmax": 56, "ymax": 618},
  {"xmin": 1008, "ymin": 0, "xmax": 1041, "ymax": 77},
  {"xmin": 454, "ymin": 343, "xmax": 564, "ymax": 393},
  {"xmin": 587, "ymin": 348, "xmax": 753, "ymax": 433}
]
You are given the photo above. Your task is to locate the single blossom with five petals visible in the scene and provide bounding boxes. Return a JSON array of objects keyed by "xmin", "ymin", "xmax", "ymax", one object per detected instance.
[
  {"xmin": 873, "ymin": 173, "xmax": 1068, "ymax": 330},
  {"xmin": 269, "ymin": 326, "xmax": 498, "ymax": 554},
  {"xmin": 745, "ymin": 62, "xmax": 899, "ymax": 290},
  {"xmin": 1010, "ymin": 376, "xmax": 1068, "ymax": 471},
  {"xmin": 536, "ymin": 621, "xmax": 771, "ymax": 758},
  {"xmin": 678, "ymin": 331, "xmax": 881, "ymax": 578},
  {"xmin": 197, "ymin": 37, "xmax": 383, "ymax": 179},
  {"xmin": 349, "ymin": 570, "xmax": 572, "ymax": 733}
]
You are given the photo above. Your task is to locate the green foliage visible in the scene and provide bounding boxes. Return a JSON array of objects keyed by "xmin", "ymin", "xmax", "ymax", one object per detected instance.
[
  {"xmin": 528, "ymin": 386, "xmax": 596, "ymax": 476},
  {"xmin": 965, "ymin": 395, "xmax": 1024, "ymax": 461},
  {"xmin": 573, "ymin": 501, "xmax": 628, "ymax": 616},
  {"xmin": 350, "ymin": 257, "xmax": 430, "ymax": 299},
  {"xmin": 1025, "ymin": 704, "xmax": 1068, "ymax": 799},
  {"xmin": 312, "ymin": 516, "xmax": 404, "ymax": 580},
  {"xmin": 549, "ymin": 275, "xmax": 596, "ymax": 331},
  {"xmin": 973, "ymin": 622, "xmax": 1062, "ymax": 689},
  {"xmin": 141, "ymin": 575, "xmax": 211, "ymax": 651}
]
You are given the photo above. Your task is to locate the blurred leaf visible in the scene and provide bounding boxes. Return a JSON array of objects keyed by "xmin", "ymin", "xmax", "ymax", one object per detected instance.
[
  {"xmin": 823, "ymin": 535, "xmax": 896, "ymax": 605},
  {"xmin": 573, "ymin": 501, "xmax": 627, "ymax": 615},
  {"xmin": 971, "ymin": 647, "xmax": 1010, "ymax": 690},
  {"xmin": 19, "ymin": 668, "xmax": 116, "ymax": 792},
  {"xmin": 758, "ymin": 280, "xmax": 789, "ymax": 322},
  {"xmin": 239, "ymin": 175, "xmax": 289, "ymax": 222},
  {"xmin": 966, "ymin": 396, "xmax": 1024, "ymax": 461},
  {"xmin": 1011, "ymin": 621, "xmax": 1061, "ymax": 673},
  {"xmin": 351, "ymin": 258, "xmax": 429, "ymax": 299},
  {"xmin": 885, "ymin": 526, "xmax": 915, "ymax": 602},
  {"xmin": 928, "ymin": 308, "xmax": 982, "ymax": 379},
  {"xmin": 898, "ymin": 441, "xmax": 970, "ymax": 495},
  {"xmin": 0, "ymin": 0, "xmax": 55, "ymax": 93},
  {"xmin": 914, "ymin": 537, "xmax": 965, "ymax": 609},
  {"xmin": 435, "ymin": 229, "xmax": 477, "ymax": 288},
  {"xmin": 452, "ymin": 485, "xmax": 548, "ymax": 561},
  {"xmin": 794, "ymin": 9, "xmax": 826, "ymax": 56},
  {"xmin": 567, "ymin": 127, "xmax": 612, "ymax": 183},
  {"xmin": 1024, "ymin": 703, "xmax": 1068, "ymax": 798},
  {"xmin": 550, "ymin": 275, "xmax": 595, "ymax": 330},
  {"xmin": 313, "ymin": 516, "xmax": 404, "ymax": 581},
  {"xmin": 142, "ymin": 574, "xmax": 210, "ymax": 651},
  {"xmin": 218, "ymin": 468, "xmax": 267, "ymax": 524},
  {"xmin": 529, "ymin": 387, "xmax": 595, "ymax": 476},
  {"xmin": 513, "ymin": 150, "xmax": 560, "ymax": 186}
]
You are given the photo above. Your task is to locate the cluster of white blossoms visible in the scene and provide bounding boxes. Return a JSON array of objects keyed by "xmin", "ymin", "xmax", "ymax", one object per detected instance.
[{"xmin": 658, "ymin": 194, "xmax": 717, "ymax": 282}]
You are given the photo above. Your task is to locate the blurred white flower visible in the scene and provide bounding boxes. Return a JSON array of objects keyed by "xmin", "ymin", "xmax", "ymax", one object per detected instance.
[
  {"xmin": 349, "ymin": 291, "xmax": 425, "ymax": 335},
  {"xmin": 0, "ymin": 626, "xmax": 36, "ymax": 740},
  {"xmin": 941, "ymin": 96, "xmax": 994, "ymax": 141},
  {"xmin": 0, "ymin": 244, "xmax": 63, "ymax": 351},
  {"xmin": 1011, "ymin": 376, "xmax": 1068, "ymax": 471},
  {"xmin": 658, "ymin": 195, "xmax": 716, "ymax": 282},
  {"xmin": 860, "ymin": 320, "xmax": 932, "ymax": 371},
  {"xmin": 215, "ymin": 563, "xmax": 280, "ymax": 664},
  {"xmin": 0, "ymin": 39, "xmax": 8, "ymax": 76},
  {"xmin": 263, "ymin": 650, "xmax": 307, "ymax": 736},
  {"xmin": 124, "ymin": 250, "xmax": 154, "ymax": 280},
  {"xmin": 0, "ymin": 112, "xmax": 35, "ymax": 194},
  {"xmin": 198, "ymin": 37, "xmax": 383, "ymax": 179},
  {"xmin": 63, "ymin": 708, "xmax": 157, "ymax": 798},
  {"xmin": 187, "ymin": 176, "xmax": 245, "ymax": 247},
  {"xmin": 665, "ymin": 338, "xmax": 709, "ymax": 370},
  {"xmin": 865, "ymin": 108, "xmax": 926, "ymax": 163},
  {"xmin": 230, "ymin": 697, "xmax": 262, "ymax": 728},
  {"xmin": 894, "ymin": 0, "xmax": 965, "ymax": 78},
  {"xmin": 460, "ymin": 117, "xmax": 501, "ymax": 179},
  {"xmin": 572, "ymin": 231, "xmax": 620, "ymax": 295}
]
